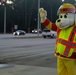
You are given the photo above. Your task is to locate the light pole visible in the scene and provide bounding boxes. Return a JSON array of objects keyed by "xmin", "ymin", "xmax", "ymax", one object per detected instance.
[
  {"xmin": 75, "ymin": 0, "xmax": 76, "ymax": 5},
  {"xmin": 37, "ymin": 0, "xmax": 40, "ymax": 36},
  {"xmin": 0, "ymin": 0, "xmax": 13, "ymax": 34},
  {"xmin": 4, "ymin": 5, "xmax": 6, "ymax": 34}
]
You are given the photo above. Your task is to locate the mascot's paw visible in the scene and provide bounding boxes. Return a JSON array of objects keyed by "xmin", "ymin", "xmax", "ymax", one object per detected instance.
[
  {"xmin": 39, "ymin": 8, "xmax": 47, "ymax": 22},
  {"xmin": 39, "ymin": 8, "xmax": 47, "ymax": 18}
]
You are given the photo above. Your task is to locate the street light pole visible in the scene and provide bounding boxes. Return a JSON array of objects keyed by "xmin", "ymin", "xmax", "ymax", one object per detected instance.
[
  {"xmin": 37, "ymin": 0, "xmax": 40, "ymax": 36},
  {"xmin": 0, "ymin": 0, "xmax": 13, "ymax": 34},
  {"xmin": 75, "ymin": 0, "xmax": 76, "ymax": 5},
  {"xmin": 4, "ymin": 5, "xmax": 6, "ymax": 34}
]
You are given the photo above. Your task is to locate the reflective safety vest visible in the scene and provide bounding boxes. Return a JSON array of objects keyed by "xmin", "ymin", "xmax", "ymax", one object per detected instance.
[{"xmin": 56, "ymin": 25, "xmax": 76, "ymax": 57}]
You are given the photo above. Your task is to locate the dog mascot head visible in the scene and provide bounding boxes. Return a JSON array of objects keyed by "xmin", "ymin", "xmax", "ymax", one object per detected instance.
[{"xmin": 56, "ymin": 3, "xmax": 76, "ymax": 29}]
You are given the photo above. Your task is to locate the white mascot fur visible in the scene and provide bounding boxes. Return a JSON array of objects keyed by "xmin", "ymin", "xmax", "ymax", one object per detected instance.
[{"xmin": 39, "ymin": 3, "xmax": 76, "ymax": 75}]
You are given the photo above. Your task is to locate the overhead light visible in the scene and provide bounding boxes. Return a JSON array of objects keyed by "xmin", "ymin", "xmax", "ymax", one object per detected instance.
[
  {"xmin": 6, "ymin": 0, "xmax": 13, "ymax": 4},
  {"xmin": 62, "ymin": 0, "xmax": 64, "ymax": 2},
  {"xmin": 0, "ymin": 2, "xmax": 1, "ymax": 5}
]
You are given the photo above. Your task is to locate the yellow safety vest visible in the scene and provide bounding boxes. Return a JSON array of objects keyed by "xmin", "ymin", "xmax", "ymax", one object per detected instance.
[{"xmin": 56, "ymin": 25, "xmax": 76, "ymax": 57}]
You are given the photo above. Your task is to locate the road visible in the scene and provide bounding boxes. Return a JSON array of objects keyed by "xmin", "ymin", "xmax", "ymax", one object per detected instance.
[
  {"xmin": 0, "ymin": 33, "xmax": 42, "ymax": 39},
  {"xmin": 0, "ymin": 34, "xmax": 57, "ymax": 68}
]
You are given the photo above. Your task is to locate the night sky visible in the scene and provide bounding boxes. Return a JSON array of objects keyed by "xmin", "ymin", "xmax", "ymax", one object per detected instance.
[{"xmin": 0, "ymin": 0, "xmax": 75, "ymax": 33}]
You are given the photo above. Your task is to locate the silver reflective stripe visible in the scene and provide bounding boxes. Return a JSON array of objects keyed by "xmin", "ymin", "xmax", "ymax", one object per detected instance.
[
  {"xmin": 56, "ymin": 26, "xmax": 76, "ymax": 56},
  {"xmin": 56, "ymin": 39, "xmax": 76, "ymax": 47},
  {"xmin": 69, "ymin": 27, "xmax": 76, "ymax": 41},
  {"xmin": 64, "ymin": 48, "xmax": 70, "ymax": 56},
  {"xmin": 56, "ymin": 39, "xmax": 76, "ymax": 56}
]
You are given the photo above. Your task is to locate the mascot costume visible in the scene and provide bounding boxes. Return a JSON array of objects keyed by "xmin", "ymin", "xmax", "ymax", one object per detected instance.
[{"xmin": 39, "ymin": 3, "xmax": 76, "ymax": 75}]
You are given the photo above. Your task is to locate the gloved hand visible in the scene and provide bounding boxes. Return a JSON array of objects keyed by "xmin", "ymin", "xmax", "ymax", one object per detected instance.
[{"xmin": 39, "ymin": 8, "xmax": 47, "ymax": 23}]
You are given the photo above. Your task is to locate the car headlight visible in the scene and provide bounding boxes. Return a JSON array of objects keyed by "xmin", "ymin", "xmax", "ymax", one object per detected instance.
[
  {"xmin": 32, "ymin": 30, "xmax": 34, "ymax": 32},
  {"xmin": 17, "ymin": 32, "xmax": 20, "ymax": 35},
  {"xmin": 35, "ymin": 31, "xmax": 37, "ymax": 32},
  {"xmin": 13, "ymin": 32, "xmax": 15, "ymax": 35}
]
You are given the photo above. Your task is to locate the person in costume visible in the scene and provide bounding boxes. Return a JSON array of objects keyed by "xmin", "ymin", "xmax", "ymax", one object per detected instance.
[{"xmin": 39, "ymin": 3, "xmax": 76, "ymax": 75}]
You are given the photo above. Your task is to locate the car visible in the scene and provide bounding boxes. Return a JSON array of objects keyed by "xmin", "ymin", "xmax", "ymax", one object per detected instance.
[
  {"xmin": 42, "ymin": 29, "xmax": 57, "ymax": 38},
  {"xmin": 32, "ymin": 29, "xmax": 42, "ymax": 34},
  {"xmin": 13, "ymin": 30, "xmax": 26, "ymax": 35}
]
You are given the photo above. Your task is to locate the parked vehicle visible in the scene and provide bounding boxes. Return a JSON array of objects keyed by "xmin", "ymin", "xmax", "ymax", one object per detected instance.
[
  {"xmin": 42, "ymin": 29, "xmax": 57, "ymax": 38},
  {"xmin": 13, "ymin": 30, "xmax": 26, "ymax": 35},
  {"xmin": 32, "ymin": 29, "xmax": 42, "ymax": 34}
]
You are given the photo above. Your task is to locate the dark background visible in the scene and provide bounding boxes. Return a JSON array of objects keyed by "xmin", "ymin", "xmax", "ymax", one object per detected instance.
[{"xmin": 0, "ymin": 0, "xmax": 75, "ymax": 33}]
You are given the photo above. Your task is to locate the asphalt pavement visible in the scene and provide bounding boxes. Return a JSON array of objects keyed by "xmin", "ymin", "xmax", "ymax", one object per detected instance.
[
  {"xmin": 0, "ymin": 34, "xmax": 57, "ymax": 75},
  {"xmin": 0, "ymin": 64, "xmax": 57, "ymax": 75},
  {"xmin": 0, "ymin": 33, "xmax": 42, "ymax": 39}
]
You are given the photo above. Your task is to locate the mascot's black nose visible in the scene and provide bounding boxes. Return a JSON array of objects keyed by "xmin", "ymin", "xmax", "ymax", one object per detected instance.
[{"xmin": 57, "ymin": 19, "xmax": 61, "ymax": 22}]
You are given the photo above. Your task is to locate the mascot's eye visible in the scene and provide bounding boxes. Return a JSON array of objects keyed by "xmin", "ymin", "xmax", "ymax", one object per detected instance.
[
  {"xmin": 60, "ymin": 15, "xmax": 63, "ymax": 18},
  {"xmin": 64, "ymin": 15, "xmax": 67, "ymax": 18}
]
